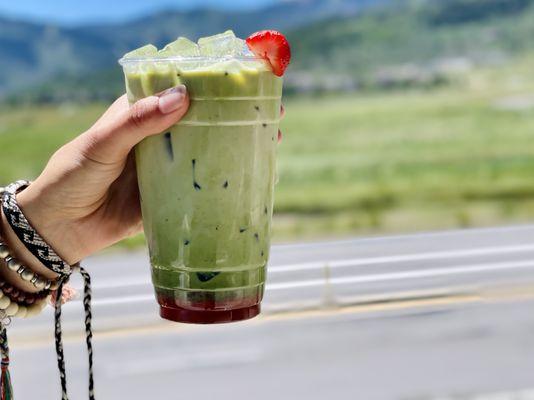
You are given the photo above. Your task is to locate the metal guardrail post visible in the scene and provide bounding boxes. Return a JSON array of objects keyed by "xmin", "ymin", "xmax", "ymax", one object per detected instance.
[{"xmin": 322, "ymin": 264, "xmax": 337, "ymax": 309}]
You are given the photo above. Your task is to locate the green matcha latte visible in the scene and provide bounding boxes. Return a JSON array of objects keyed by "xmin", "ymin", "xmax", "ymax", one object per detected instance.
[{"xmin": 119, "ymin": 31, "xmax": 285, "ymax": 323}]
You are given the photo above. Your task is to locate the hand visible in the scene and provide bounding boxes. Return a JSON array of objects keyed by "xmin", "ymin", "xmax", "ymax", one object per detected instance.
[{"xmin": 15, "ymin": 85, "xmax": 190, "ymax": 265}]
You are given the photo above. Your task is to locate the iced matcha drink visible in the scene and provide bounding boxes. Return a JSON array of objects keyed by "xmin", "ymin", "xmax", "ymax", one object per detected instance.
[{"xmin": 119, "ymin": 31, "xmax": 286, "ymax": 323}]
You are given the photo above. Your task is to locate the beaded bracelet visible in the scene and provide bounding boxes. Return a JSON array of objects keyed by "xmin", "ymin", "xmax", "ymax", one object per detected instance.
[
  {"xmin": 0, "ymin": 279, "xmax": 49, "ymax": 306},
  {"xmin": 0, "ymin": 241, "xmax": 59, "ymax": 291},
  {"xmin": 0, "ymin": 287, "xmax": 47, "ymax": 318}
]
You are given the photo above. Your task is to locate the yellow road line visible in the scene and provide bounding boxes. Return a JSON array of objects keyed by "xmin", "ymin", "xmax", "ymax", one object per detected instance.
[
  {"xmin": 9, "ymin": 293, "xmax": 478, "ymax": 349},
  {"xmin": 11, "ymin": 284, "xmax": 534, "ymax": 349}
]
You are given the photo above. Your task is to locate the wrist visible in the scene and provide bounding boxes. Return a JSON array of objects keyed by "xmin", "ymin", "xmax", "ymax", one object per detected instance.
[
  {"xmin": 14, "ymin": 182, "xmax": 84, "ymax": 266},
  {"xmin": 0, "ymin": 212, "xmax": 59, "ymax": 294}
]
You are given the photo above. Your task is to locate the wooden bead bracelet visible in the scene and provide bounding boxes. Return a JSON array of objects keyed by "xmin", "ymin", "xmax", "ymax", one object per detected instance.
[
  {"xmin": 0, "ymin": 287, "xmax": 47, "ymax": 318},
  {"xmin": 0, "ymin": 279, "xmax": 49, "ymax": 306}
]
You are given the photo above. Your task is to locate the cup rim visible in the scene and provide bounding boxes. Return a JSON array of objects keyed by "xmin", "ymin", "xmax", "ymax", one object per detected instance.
[{"xmin": 118, "ymin": 55, "xmax": 261, "ymax": 66}]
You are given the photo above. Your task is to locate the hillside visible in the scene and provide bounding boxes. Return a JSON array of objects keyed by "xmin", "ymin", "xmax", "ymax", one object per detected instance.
[
  {"xmin": 0, "ymin": 0, "xmax": 387, "ymax": 96},
  {"xmin": 3, "ymin": 0, "xmax": 534, "ymax": 102},
  {"xmin": 288, "ymin": 0, "xmax": 534, "ymax": 80}
]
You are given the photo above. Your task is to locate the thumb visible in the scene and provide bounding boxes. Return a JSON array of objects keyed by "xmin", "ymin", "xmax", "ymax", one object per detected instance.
[{"xmin": 80, "ymin": 85, "xmax": 189, "ymax": 164}]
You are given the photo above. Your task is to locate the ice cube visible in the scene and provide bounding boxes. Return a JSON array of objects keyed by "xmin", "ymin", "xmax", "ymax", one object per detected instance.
[
  {"xmin": 234, "ymin": 38, "xmax": 263, "ymax": 69},
  {"xmin": 123, "ymin": 44, "xmax": 158, "ymax": 59},
  {"xmin": 233, "ymin": 38, "xmax": 246, "ymax": 54},
  {"xmin": 241, "ymin": 45, "xmax": 255, "ymax": 58},
  {"xmin": 159, "ymin": 37, "xmax": 200, "ymax": 57},
  {"xmin": 198, "ymin": 30, "xmax": 241, "ymax": 57}
]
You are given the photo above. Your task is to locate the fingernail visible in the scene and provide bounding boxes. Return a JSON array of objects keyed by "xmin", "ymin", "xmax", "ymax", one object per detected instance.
[{"xmin": 158, "ymin": 85, "xmax": 187, "ymax": 114}]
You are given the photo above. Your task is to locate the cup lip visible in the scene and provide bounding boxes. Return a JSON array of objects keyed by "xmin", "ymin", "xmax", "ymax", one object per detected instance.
[{"xmin": 118, "ymin": 55, "xmax": 261, "ymax": 66}]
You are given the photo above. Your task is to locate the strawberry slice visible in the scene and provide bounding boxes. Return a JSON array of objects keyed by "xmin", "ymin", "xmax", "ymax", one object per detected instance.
[{"xmin": 246, "ymin": 30, "xmax": 291, "ymax": 77}]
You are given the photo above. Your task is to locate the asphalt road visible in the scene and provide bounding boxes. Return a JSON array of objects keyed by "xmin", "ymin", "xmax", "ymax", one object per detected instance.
[{"xmin": 7, "ymin": 224, "xmax": 534, "ymax": 399}]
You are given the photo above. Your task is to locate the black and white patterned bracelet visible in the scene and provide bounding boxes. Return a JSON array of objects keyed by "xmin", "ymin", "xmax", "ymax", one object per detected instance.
[
  {"xmin": 1, "ymin": 180, "xmax": 71, "ymax": 275},
  {"xmin": 0, "ymin": 182, "xmax": 95, "ymax": 400}
]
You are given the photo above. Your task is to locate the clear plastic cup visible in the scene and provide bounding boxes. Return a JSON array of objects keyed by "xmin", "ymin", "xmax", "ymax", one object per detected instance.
[{"xmin": 119, "ymin": 54, "xmax": 282, "ymax": 323}]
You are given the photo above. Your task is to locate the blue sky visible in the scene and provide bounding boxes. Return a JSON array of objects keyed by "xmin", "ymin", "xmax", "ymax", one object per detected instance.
[{"xmin": 0, "ymin": 0, "xmax": 279, "ymax": 25}]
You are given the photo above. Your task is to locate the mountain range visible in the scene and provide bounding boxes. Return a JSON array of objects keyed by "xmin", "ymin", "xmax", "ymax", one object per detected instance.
[
  {"xmin": 0, "ymin": 0, "xmax": 388, "ymax": 96},
  {"xmin": 2, "ymin": 0, "xmax": 534, "ymax": 102}
]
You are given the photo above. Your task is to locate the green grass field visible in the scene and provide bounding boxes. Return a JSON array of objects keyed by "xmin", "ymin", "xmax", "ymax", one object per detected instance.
[{"xmin": 2, "ymin": 55, "xmax": 534, "ymax": 248}]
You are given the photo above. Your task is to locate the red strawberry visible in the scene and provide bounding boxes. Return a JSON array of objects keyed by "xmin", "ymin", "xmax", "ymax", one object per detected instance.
[{"xmin": 246, "ymin": 30, "xmax": 291, "ymax": 77}]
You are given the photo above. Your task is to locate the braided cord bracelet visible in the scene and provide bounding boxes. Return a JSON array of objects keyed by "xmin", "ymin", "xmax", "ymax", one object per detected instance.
[
  {"xmin": 0, "ymin": 286, "xmax": 48, "ymax": 399},
  {"xmin": 1, "ymin": 181, "xmax": 95, "ymax": 400},
  {"xmin": 0, "ymin": 325, "xmax": 12, "ymax": 400}
]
